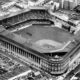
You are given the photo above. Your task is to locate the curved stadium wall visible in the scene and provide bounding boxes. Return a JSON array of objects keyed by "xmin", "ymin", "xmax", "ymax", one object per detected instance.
[{"xmin": 0, "ymin": 34, "xmax": 77, "ymax": 75}]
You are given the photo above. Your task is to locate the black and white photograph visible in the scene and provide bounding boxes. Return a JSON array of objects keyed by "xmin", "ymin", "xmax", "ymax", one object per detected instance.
[{"xmin": 0, "ymin": 0, "xmax": 80, "ymax": 80}]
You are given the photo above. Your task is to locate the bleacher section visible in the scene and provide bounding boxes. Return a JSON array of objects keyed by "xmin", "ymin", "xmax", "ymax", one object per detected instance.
[{"xmin": 0, "ymin": 9, "xmax": 54, "ymax": 30}]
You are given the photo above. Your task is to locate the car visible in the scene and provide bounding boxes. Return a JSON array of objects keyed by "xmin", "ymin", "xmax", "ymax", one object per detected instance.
[
  {"xmin": 27, "ymin": 77, "xmax": 34, "ymax": 80},
  {"xmin": 73, "ymin": 5, "xmax": 80, "ymax": 13},
  {"xmin": 75, "ymin": 72, "xmax": 80, "ymax": 79},
  {"xmin": 0, "ymin": 68, "xmax": 7, "ymax": 75}
]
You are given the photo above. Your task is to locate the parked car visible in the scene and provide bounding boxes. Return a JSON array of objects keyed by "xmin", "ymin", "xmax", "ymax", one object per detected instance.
[{"xmin": 73, "ymin": 5, "xmax": 80, "ymax": 13}]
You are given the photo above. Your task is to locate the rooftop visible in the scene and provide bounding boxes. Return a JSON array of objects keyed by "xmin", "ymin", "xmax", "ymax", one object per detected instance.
[
  {"xmin": 0, "ymin": 0, "xmax": 49, "ymax": 21},
  {"xmin": 0, "ymin": 50, "xmax": 30, "ymax": 80},
  {"xmin": 49, "ymin": 9, "xmax": 80, "ymax": 25}
]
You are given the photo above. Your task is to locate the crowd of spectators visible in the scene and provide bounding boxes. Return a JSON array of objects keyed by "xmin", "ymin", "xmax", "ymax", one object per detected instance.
[
  {"xmin": 7, "ymin": 9, "xmax": 52, "ymax": 25},
  {"xmin": 4, "ymin": 9, "xmax": 53, "ymax": 30}
]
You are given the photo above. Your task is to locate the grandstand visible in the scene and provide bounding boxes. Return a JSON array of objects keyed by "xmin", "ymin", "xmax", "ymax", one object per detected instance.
[
  {"xmin": 0, "ymin": 24, "xmax": 78, "ymax": 75},
  {"xmin": 0, "ymin": 9, "xmax": 54, "ymax": 30}
]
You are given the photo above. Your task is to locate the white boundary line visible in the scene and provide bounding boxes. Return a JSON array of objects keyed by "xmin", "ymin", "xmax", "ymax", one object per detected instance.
[{"xmin": 11, "ymin": 24, "xmax": 32, "ymax": 32}]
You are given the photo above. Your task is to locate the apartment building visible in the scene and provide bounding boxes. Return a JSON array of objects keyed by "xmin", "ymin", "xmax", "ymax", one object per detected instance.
[{"xmin": 54, "ymin": 0, "xmax": 80, "ymax": 10}]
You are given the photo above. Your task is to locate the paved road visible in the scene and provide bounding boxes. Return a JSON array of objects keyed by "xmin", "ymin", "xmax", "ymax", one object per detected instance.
[{"xmin": 64, "ymin": 63, "xmax": 80, "ymax": 80}]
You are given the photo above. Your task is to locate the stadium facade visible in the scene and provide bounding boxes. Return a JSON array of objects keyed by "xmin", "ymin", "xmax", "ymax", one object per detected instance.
[
  {"xmin": 0, "ymin": 27, "xmax": 79, "ymax": 75},
  {"xmin": 0, "ymin": 6, "xmax": 80, "ymax": 76}
]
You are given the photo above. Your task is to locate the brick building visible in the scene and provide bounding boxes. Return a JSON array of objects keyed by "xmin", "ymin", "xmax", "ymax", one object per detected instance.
[{"xmin": 54, "ymin": 0, "xmax": 80, "ymax": 10}]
